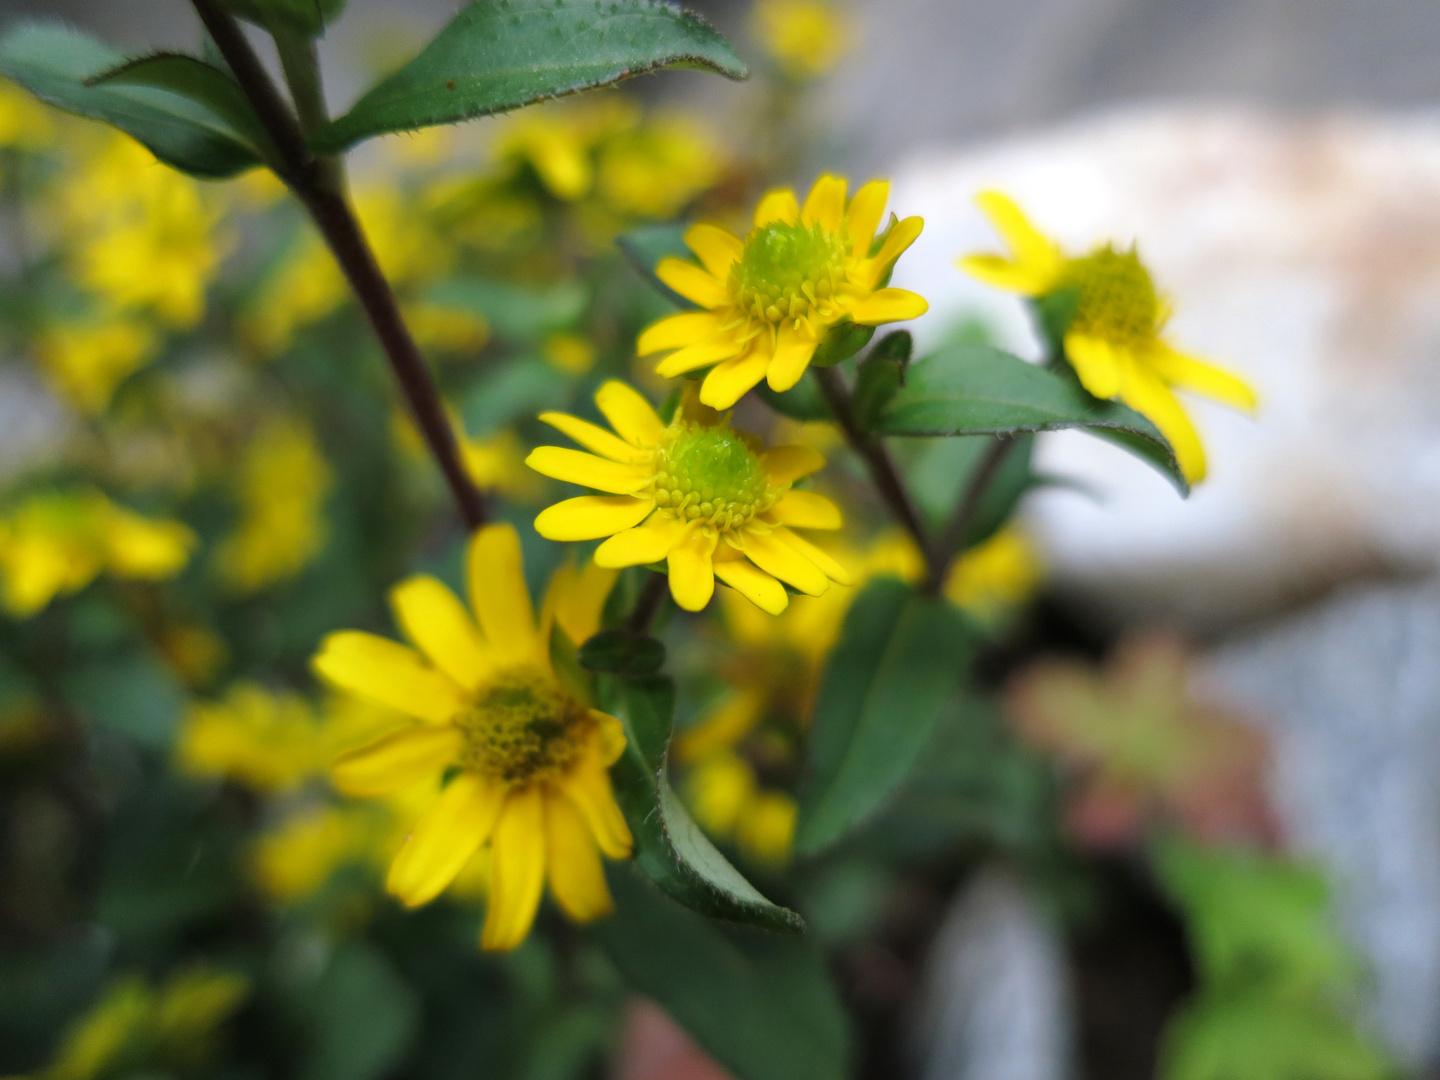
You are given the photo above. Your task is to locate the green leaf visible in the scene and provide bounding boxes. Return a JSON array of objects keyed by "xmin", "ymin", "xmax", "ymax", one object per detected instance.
[
  {"xmin": 755, "ymin": 375, "xmax": 831, "ymax": 421},
  {"xmin": 309, "ymin": 0, "xmax": 748, "ymax": 155},
  {"xmin": 300, "ymin": 942, "xmax": 419, "ymax": 1080},
  {"xmin": 852, "ymin": 333, "xmax": 912, "ymax": 430},
  {"xmin": 216, "ymin": 0, "xmax": 347, "ymax": 36},
  {"xmin": 906, "ymin": 432, "xmax": 1035, "ymax": 546},
  {"xmin": 63, "ymin": 651, "xmax": 184, "ymax": 750},
  {"xmin": 617, "ymin": 222, "xmax": 694, "ymax": 308},
  {"xmin": 796, "ymin": 578, "xmax": 970, "ymax": 856},
  {"xmin": 606, "ymin": 675, "xmax": 804, "ymax": 933},
  {"xmin": 430, "ymin": 276, "xmax": 588, "ymax": 340},
  {"xmin": 876, "ymin": 344, "xmax": 1189, "ymax": 495},
  {"xmin": 0, "ymin": 22, "xmax": 263, "ymax": 178},
  {"xmin": 578, "ymin": 629, "xmax": 666, "ymax": 675},
  {"xmin": 810, "ymin": 321, "xmax": 874, "ymax": 368},
  {"xmin": 461, "ymin": 354, "xmax": 573, "ymax": 437},
  {"xmin": 596, "ymin": 866, "xmax": 849, "ymax": 1080}
]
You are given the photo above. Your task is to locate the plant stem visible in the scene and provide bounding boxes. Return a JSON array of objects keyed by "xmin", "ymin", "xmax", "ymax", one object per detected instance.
[
  {"xmin": 811, "ymin": 365, "xmax": 933, "ymax": 576},
  {"xmin": 271, "ymin": 24, "xmax": 345, "ymax": 192},
  {"xmin": 625, "ymin": 571, "xmax": 668, "ymax": 637},
  {"xmin": 927, "ymin": 435, "xmax": 1016, "ymax": 592},
  {"xmin": 190, "ymin": 0, "xmax": 486, "ymax": 529}
]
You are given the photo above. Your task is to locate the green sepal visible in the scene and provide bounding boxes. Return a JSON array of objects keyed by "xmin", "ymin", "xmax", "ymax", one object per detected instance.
[{"xmin": 808, "ymin": 320, "xmax": 874, "ymax": 368}]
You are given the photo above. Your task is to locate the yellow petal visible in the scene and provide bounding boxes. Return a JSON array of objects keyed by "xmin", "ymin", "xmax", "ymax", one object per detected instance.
[
  {"xmin": 801, "ymin": 174, "xmax": 846, "ymax": 232},
  {"xmin": 594, "ymin": 511, "xmax": 690, "ymax": 568},
  {"xmin": 595, "ymin": 380, "xmax": 664, "ymax": 447},
  {"xmin": 538, "ymin": 412, "xmax": 650, "ymax": 464},
  {"xmin": 771, "ymin": 525, "xmax": 853, "ymax": 585},
  {"xmin": 667, "ymin": 529, "xmax": 718, "ymax": 611},
  {"xmin": 684, "ymin": 223, "xmax": 744, "ymax": 280},
  {"xmin": 637, "ymin": 311, "xmax": 726, "ymax": 356},
  {"xmin": 525, "ymin": 446, "xmax": 652, "ymax": 494},
  {"xmin": 535, "ymin": 495, "xmax": 652, "ymax": 542},
  {"xmin": 742, "ymin": 530, "xmax": 828, "ymax": 596},
  {"xmin": 313, "ymin": 631, "xmax": 466, "ymax": 724},
  {"xmin": 564, "ymin": 754, "xmax": 633, "ymax": 859},
  {"xmin": 655, "ymin": 336, "xmax": 747, "ymax": 378},
  {"xmin": 753, "ymin": 187, "xmax": 800, "ymax": 227},
  {"xmin": 543, "ymin": 563, "xmax": 621, "ymax": 646},
  {"xmin": 544, "ymin": 786, "xmax": 614, "ymax": 923},
  {"xmin": 390, "ymin": 575, "xmax": 492, "ymax": 691},
  {"xmin": 767, "ymin": 490, "xmax": 842, "ymax": 530},
  {"xmin": 869, "ymin": 215, "xmax": 924, "ymax": 279},
  {"xmin": 850, "ymin": 287, "xmax": 928, "ymax": 325},
  {"xmin": 975, "ymin": 190, "xmax": 1061, "ymax": 277},
  {"xmin": 957, "ymin": 253, "xmax": 1056, "ymax": 295},
  {"xmin": 699, "ymin": 347, "xmax": 771, "ymax": 410},
  {"xmin": 387, "ymin": 773, "xmax": 505, "ymax": 907},
  {"xmin": 713, "ymin": 555, "xmax": 789, "ymax": 616},
  {"xmin": 1065, "ymin": 333, "xmax": 1123, "ymax": 400},
  {"xmin": 1119, "ymin": 366, "xmax": 1208, "ymax": 484},
  {"xmin": 765, "ymin": 320, "xmax": 820, "ymax": 392},
  {"xmin": 331, "ymin": 724, "xmax": 462, "ymax": 797},
  {"xmin": 589, "ymin": 710, "xmax": 627, "ymax": 765},
  {"xmin": 1150, "ymin": 345, "xmax": 1258, "ymax": 413},
  {"xmin": 846, "ymin": 180, "xmax": 889, "ymax": 258},
  {"xmin": 466, "ymin": 523, "xmax": 537, "ymax": 660},
  {"xmin": 761, "ymin": 444, "xmax": 825, "ymax": 485},
  {"xmin": 656, "ymin": 258, "xmax": 728, "ymax": 309},
  {"xmin": 672, "ymin": 684, "xmax": 765, "ymax": 762},
  {"xmin": 481, "ymin": 786, "xmax": 547, "ymax": 950}
]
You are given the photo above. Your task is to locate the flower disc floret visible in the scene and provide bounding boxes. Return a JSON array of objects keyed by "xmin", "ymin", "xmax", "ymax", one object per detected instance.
[
  {"xmin": 653, "ymin": 423, "xmax": 777, "ymax": 530},
  {"xmin": 1058, "ymin": 245, "xmax": 1162, "ymax": 347},
  {"xmin": 637, "ymin": 175, "xmax": 929, "ymax": 410},
  {"xmin": 459, "ymin": 666, "xmax": 590, "ymax": 782}
]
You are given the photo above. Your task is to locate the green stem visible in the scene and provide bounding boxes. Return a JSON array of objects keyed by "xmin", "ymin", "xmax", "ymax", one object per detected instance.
[
  {"xmin": 271, "ymin": 25, "xmax": 344, "ymax": 193},
  {"xmin": 926, "ymin": 435, "xmax": 1016, "ymax": 592}
]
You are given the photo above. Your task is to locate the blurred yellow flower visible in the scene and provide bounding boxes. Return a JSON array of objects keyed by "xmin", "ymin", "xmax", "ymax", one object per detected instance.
[
  {"xmin": 177, "ymin": 681, "xmax": 323, "ymax": 793},
  {"xmin": 393, "ymin": 409, "xmax": 539, "ymax": 500},
  {"xmin": 542, "ymin": 332, "xmax": 597, "ymax": 375},
  {"xmin": 752, "ymin": 0, "xmax": 851, "ymax": 81},
  {"xmin": 0, "ymin": 490, "xmax": 195, "ymax": 618},
  {"xmin": 35, "ymin": 317, "xmax": 158, "ymax": 415},
  {"xmin": 496, "ymin": 97, "xmax": 638, "ymax": 201},
  {"xmin": 403, "ymin": 300, "xmax": 490, "ymax": 356},
  {"xmin": 960, "ymin": 191, "xmax": 1257, "ymax": 484},
  {"xmin": 157, "ymin": 622, "xmax": 229, "ymax": 688},
  {"xmin": 215, "ymin": 416, "xmax": 331, "ymax": 593},
  {"xmin": 596, "ymin": 113, "xmax": 722, "ymax": 219},
  {"xmin": 528, "ymin": 381, "xmax": 851, "ymax": 614},
  {"xmin": 639, "ymin": 175, "xmax": 927, "ymax": 408},
  {"xmin": 253, "ymin": 803, "xmax": 378, "ymax": 901},
  {"xmin": 314, "ymin": 524, "xmax": 632, "ymax": 950},
  {"xmin": 0, "ymin": 77, "xmax": 54, "ymax": 149},
  {"xmin": 943, "ymin": 527, "xmax": 1043, "ymax": 624}
]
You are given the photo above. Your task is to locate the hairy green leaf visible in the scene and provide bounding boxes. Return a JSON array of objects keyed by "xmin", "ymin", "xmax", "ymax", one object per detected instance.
[
  {"xmin": 310, "ymin": 0, "xmax": 747, "ymax": 155},
  {"xmin": 0, "ymin": 22, "xmax": 262, "ymax": 178},
  {"xmin": 796, "ymin": 578, "xmax": 970, "ymax": 855}
]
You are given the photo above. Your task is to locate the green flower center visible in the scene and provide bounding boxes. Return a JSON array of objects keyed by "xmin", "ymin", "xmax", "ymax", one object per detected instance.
[
  {"xmin": 457, "ymin": 666, "xmax": 589, "ymax": 783},
  {"xmin": 1057, "ymin": 245, "xmax": 1161, "ymax": 346},
  {"xmin": 729, "ymin": 220, "xmax": 849, "ymax": 323},
  {"xmin": 652, "ymin": 422, "xmax": 779, "ymax": 532}
]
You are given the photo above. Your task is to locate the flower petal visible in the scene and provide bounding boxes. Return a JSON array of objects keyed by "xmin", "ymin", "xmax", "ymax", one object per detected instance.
[
  {"xmin": 667, "ymin": 528, "xmax": 718, "ymax": 610},
  {"xmin": 589, "ymin": 710, "xmax": 627, "ymax": 766},
  {"xmin": 957, "ymin": 253, "xmax": 1055, "ymax": 294},
  {"xmin": 595, "ymin": 380, "xmax": 664, "ymax": 447},
  {"xmin": 850, "ymin": 288, "xmax": 928, "ymax": 325},
  {"xmin": 1065, "ymin": 333, "xmax": 1124, "ymax": 400},
  {"xmin": 466, "ymin": 523, "xmax": 537, "ymax": 660},
  {"xmin": 313, "ymin": 631, "xmax": 466, "ymax": 724},
  {"xmin": 1151, "ymin": 345, "xmax": 1258, "ymax": 413},
  {"xmin": 637, "ymin": 311, "xmax": 726, "ymax": 356},
  {"xmin": 713, "ymin": 555, "xmax": 788, "ymax": 616},
  {"xmin": 390, "ymin": 575, "xmax": 492, "ymax": 691},
  {"xmin": 753, "ymin": 187, "xmax": 800, "ymax": 227},
  {"xmin": 767, "ymin": 490, "xmax": 842, "ymax": 530},
  {"xmin": 545, "ymin": 786, "xmax": 614, "ymax": 923},
  {"xmin": 525, "ymin": 446, "xmax": 652, "ymax": 494},
  {"xmin": 975, "ymin": 190, "xmax": 1061, "ymax": 276},
  {"xmin": 544, "ymin": 563, "xmax": 621, "ymax": 647},
  {"xmin": 539, "ymin": 412, "xmax": 651, "ymax": 464},
  {"xmin": 765, "ymin": 320, "xmax": 820, "ymax": 392},
  {"xmin": 699, "ymin": 346, "xmax": 771, "ymax": 410},
  {"xmin": 684, "ymin": 223, "xmax": 744, "ymax": 280},
  {"xmin": 536, "ymin": 495, "xmax": 652, "ymax": 542},
  {"xmin": 801, "ymin": 174, "xmax": 846, "ymax": 232},
  {"xmin": 868, "ymin": 215, "xmax": 924, "ymax": 279},
  {"xmin": 481, "ymin": 785, "xmax": 547, "ymax": 950},
  {"xmin": 387, "ymin": 773, "xmax": 505, "ymax": 907},
  {"xmin": 761, "ymin": 444, "xmax": 825, "ymax": 485},
  {"xmin": 564, "ymin": 755, "xmax": 633, "ymax": 859},
  {"xmin": 846, "ymin": 180, "xmax": 889, "ymax": 258},
  {"xmin": 672, "ymin": 684, "xmax": 766, "ymax": 762},
  {"xmin": 656, "ymin": 257, "xmax": 727, "ymax": 309},
  {"xmin": 770, "ymin": 525, "xmax": 853, "ymax": 585},
  {"xmin": 331, "ymin": 724, "xmax": 462, "ymax": 797},
  {"xmin": 594, "ymin": 511, "xmax": 690, "ymax": 568},
  {"xmin": 1118, "ymin": 366, "xmax": 1208, "ymax": 484},
  {"xmin": 655, "ymin": 336, "xmax": 747, "ymax": 378},
  {"xmin": 742, "ymin": 530, "xmax": 829, "ymax": 596}
]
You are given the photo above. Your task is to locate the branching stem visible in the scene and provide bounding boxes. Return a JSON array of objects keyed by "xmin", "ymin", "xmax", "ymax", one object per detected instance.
[{"xmin": 927, "ymin": 435, "xmax": 1016, "ymax": 592}]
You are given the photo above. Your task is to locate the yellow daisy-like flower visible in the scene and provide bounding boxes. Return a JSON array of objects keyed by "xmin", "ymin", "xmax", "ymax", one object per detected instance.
[
  {"xmin": 313, "ymin": 524, "xmax": 632, "ymax": 951},
  {"xmin": 752, "ymin": 0, "xmax": 851, "ymax": 82},
  {"xmin": 526, "ymin": 381, "xmax": 852, "ymax": 615},
  {"xmin": 959, "ymin": 191, "xmax": 1257, "ymax": 484},
  {"xmin": 639, "ymin": 175, "xmax": 928, "ymax": 410}
]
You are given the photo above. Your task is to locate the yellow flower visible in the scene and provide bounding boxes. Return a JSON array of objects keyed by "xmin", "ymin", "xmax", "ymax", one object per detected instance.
[
  {"xmin": 0, "ymin": 490, "xmax": 195, "ymax": 618},
  {"xmin": 542, "ymin": 332, "xmax": 597, "ymax": 375},
  {"xmin": 403, "ymin": 300, "xmax": 490, "ymax": 356},
  {"xmin": 0, "ymin": 77, "xmax": 54, "ymax": 150},
  {"xmin": 959, "ymin": 191, "xmax": 1257, "ymax": 484},
  {"xmin": 942, "ymin": 527, "xmax": 1043, "ymax": 625},
  {"xmin": 177, "ymin": 681, "xmax": 324, "ymax": 793},
  {"xmin": 495, "ymin": 97, "xmax": 638, "ymax": 201},
  {"xmin": 527, "ymin": 381, "xmax": 852, "ymax": 614},
  {"xmin": 638, "ymin": 175, "xmax": 928, "ymax": 409},
  {"xmin": 35, "ymin": 317, "xmax": 158, "ymax": 414},
  {"xmin": 752, "ymin": 0, "xmax": 851, "ymax": 81},
  {"xmin": 392, "ymin": 410, "xmax": 539, "ymax": 500},
  {"xmin": 314, "ymin": 524, "xmax": 633, "ymax": 951},
  {"xmin": 215, "ymin": 416, "xmax": 331, "ymax": 593},
  {"xmin": 252, "ymin": 803, "xmax": 378, "ymax": 901},
  {"xmin": 595, "ymin": 113, "xmax": 722, "ymax": 219}
]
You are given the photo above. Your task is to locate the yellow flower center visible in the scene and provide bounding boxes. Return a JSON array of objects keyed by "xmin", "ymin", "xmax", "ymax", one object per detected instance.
[
  {"xmin": 729, "ymin": 220, "xmax": 850, "ymax": 324},
  {"xmin": 1058, "ymin": 245, "xmax": 1162, "ymax": 346},
  {"xmin": 651, "ymin": 421, "xmax": 780, "ymax": 532},
  {"xmin": 457, "ymin": 666, "xmax": 590, "ymax": 783}
]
